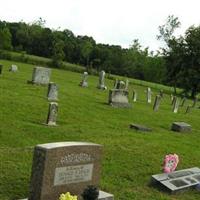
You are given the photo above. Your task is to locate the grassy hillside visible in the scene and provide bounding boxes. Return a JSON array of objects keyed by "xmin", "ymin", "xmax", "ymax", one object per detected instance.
[{"xmin": 0, "ymin": 59, "xmax": 200, "ymax": 200}]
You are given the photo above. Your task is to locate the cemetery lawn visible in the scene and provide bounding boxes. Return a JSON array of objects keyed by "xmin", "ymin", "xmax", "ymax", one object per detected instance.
[{"xmin": 0, "ymin": 59, "xmax": 200, "ymax": 200}]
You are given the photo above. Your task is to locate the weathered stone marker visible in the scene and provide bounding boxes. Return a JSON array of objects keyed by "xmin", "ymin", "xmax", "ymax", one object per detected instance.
[
  {"xmin": 0, "ymin": 64, "xmax": 3, "ymax": 74},
  {"xmin": 47, "ymin": 82, "xmax": 58, "ymax": 101},
  {"xmin": 46, "ymin": 102, "xmax": 58, "ymax": 126},
  {"xmin": 180, "ymin": 97, "xmax": 186, "ymax": 107},
  {"xmin": 192, "ymin": 98, "xmax": 198, "ymax": 108},
  {"xmin": 146, "ymin": 87, "xmax": 152, "ymax": 103},
  {"xmin": 172, "ymin": 97, "xmax": 179, "ymax": 113},
  {"xmin": 185, "ymin": 105, "xmax": 192, "ymax": 114},
  {"xmin": 79, "ymin": 72, "xmax": 88, "ymax": 87},
  {"xmin": 130, "ymin": 124, "xmax": 152, "ymax": 132},
  {"xmin": 109, "ymin": 89, "xmax": 130, "ymax": 108},
  {"xmin": 114, "ymin": 80, "xmax": 125, "ymax": 89},
  {"xmin": 9, "ymin": 64, "xmax": 18, "ymax": 72},
  {"xmin": 171, "ymin": 95, "xmax": 176, "ymax": 106},
  {"xmin": 28, "ymin": 66, "xmax": 51, "ymax": 85},
  {"xmin": 97, "ymin": 70, "xmax": 107, "ymax": 90},
  {"xmin": 125, "ymin": 79, "xmax": 129, "ymax": 90},
  {"xmin": 171, "ymin": 122, "xmax": 191, "ymax": 132},
  {"xmin": 152, "ymin": 167, "xmax": 200, "ymax": 194},
  {"xmin": 25, "ymin": 142, "xmax": 113, "ymax": 200},
  {"xmin": 153, "ymin": 95, "xmax": 161, "ymax": 111},
  {"xmin": 132, "ymin": 90, "xmax": 137, "ymax": 102}
]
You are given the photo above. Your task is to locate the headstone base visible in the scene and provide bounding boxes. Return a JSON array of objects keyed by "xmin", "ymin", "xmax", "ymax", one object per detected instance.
[
  {"xmin": 171, "ymin": 122, "xmax": 191, "ymax": 132},
  {"xmin": 151, "ymin": 167, "xmax": 200, "ymax": 194},
  {"xmin": 42, "ymin": 122, "xmax": 58, "ymax": 127},
  {"xmin": 19, "ymin": 190, "xmax": 114, "ymax": 200},
  {"xmin": 130, "ymin": 124, "xmax": 152, "ymax": 132}
]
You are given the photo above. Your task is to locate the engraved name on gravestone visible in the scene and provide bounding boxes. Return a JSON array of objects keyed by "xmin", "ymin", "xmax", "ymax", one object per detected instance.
[
  {"xmin": 153, "ymin": 95, "xmax": 161, "ymax": 111},
  {"xmin": 9, "ymin": 64, "xmax": 18, "ymax": 72},
  {"xmin": 97, "ymin": 70, "xmax": 107, "ymax": 90},
  {"xmin": 79, "ymin": 72, "xmax": 88, "ymax": 87},
  {"xmin": 46, "ymin": 102, "xmax": 58, "ymax": 126},
  {"xmin": 28, "ymin": 142, "xmax": 103, "ymax": 200},
  {"xmin": 29, "ymin": 66, "xmax": 51, "ymax": 85},
  {"xmin": 47, "ymin": 82, "xmax": 58, "ymax": 101}
]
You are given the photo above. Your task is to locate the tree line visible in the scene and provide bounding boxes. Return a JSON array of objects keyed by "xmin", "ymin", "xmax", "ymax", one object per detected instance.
[{"xmin": 0, "ymin": 17, "xmax": 199, "ymax": 97}]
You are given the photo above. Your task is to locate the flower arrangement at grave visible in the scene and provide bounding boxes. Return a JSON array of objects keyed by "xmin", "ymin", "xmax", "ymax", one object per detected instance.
[
  {"xmin": 163, "ymin": 154, "xmax": 179, "ymax": 173},
  {"xmin": 82, "ymin": 185, "xmax": 99, "ymax": 200},
  {"xmin": 59, "ymin": 192, "xmax": 78, "ymax": 200}
]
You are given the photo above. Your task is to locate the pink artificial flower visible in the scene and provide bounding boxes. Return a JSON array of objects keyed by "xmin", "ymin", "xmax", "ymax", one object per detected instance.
[{"xmin": 163, "ymin": 154, "xmax": 179, "ymax": 173}]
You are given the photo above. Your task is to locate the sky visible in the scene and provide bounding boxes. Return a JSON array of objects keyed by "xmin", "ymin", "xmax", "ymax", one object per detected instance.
[{"xmin": 0, "ymin": 0, "xmax": 200, "ymax": 51}]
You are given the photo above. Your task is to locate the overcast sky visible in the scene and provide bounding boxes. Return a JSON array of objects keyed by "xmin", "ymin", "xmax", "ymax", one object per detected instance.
[{"xmin": 0, "ymin": 0, "xmax": 200, "ymax": 51}]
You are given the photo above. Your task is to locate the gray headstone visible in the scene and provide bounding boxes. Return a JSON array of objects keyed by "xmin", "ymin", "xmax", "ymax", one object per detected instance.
[
  {"xmin": 46, "ymin": 102, "xmax": 58, "ymax": 126},
  {"xmin": 171, "ymin": 122, "xmax": 191, "ymax": 132},
  {"xmin": 153, "ymin": 95, "xmax": 161, "ymax": 111},
  {"xmin": 97, "ymin": 70, "xmax": 107, "ymax": 90},
  {"xmin": 152, "ymin": 167, "xmax": 200, "ymax": 194},
  {"xmin": 171, "ymin": 95, "xmax": 176, "ymax": 106},
  {"xmin": 130, "ymin": 124, "xmax": 152, "ymax": 132},
  {"xmin": 47, "ymin": 82, "xmax": 58, "ymax": 101},
  {"xmin": 172, "ymin": 97, "xmax": 179, "ymax": 113},
  {"xmin": 108, "ymin": 89, "xmax": 130, "ymax": 108},
  {"xmin": 27, "ymin": 142, "xmax": 113, "ymax": 200},
  {"xmin": 9, "ymin": 64, "xmax": 18, "ymax": 72},
  {"xmin": 147, "ymin": 87, "xmax": 152, "ymax": 103},
  {"xmin": 115, "ymin": 80, "xmax": 125, "ymax": 89},
  {"xmin": 125, "ymin": 79, "xmax": 129, "ymax": 90},
  {"xmin": 192, "ymin": 98, "xmax": 198, "ymax": 108},
  {"xmin": 79, "ymin": 72, "xmax": 88, "ymax": 87},
  {"xmin": 0, "ymin": 64, "xmax": 3, "ymax": 74},
  {"xmin": 185, "ymin": 105, "xmax": 192, "ymax": 114},
  {"xmin": 28, "ymin": 66, "xmax": 51, "ymax": 85},
  {"xmin": 180, "ymin": 97, "xmax": 186, "ymax": 107},
  {"xmin": 132, "ymin": 90, "xmax": 137, "ymax": 102}
]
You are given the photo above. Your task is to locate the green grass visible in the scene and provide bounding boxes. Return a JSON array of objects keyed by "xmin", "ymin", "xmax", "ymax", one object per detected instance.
[{"xmin": 0, "ymin": 59, "xmax": 200, "ymax": 200}]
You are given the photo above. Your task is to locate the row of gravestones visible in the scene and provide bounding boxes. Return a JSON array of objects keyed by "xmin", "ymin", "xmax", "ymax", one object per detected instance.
[{"xmin": 24, "ymin": 67, "xmax": 114, "ymax": 199}]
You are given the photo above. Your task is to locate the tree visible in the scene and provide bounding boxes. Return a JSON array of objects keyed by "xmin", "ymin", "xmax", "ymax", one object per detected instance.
[{"xmin": 0, "ymin": 21, "xmax": 12, "ymax": 50}]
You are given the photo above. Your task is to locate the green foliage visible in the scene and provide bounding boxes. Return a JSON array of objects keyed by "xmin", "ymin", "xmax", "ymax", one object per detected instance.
[{"xmin": 0, "ymin": 22, "xmax": 12, "ymax": 50}]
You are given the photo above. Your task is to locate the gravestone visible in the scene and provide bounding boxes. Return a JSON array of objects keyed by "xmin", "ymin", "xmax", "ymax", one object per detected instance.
[
  {"xmin": 172, "ymin": 97, "xmax": 179, "ymax": 113},
  {"xmin": 159, "ymin": 90, "xmax": 164, "ymax": 98},
  {"xmin": 125, "ymin": 79, "xmax": 129, "ymax": 90},
  {"xmin": 47, "ymin": 82, "xmax": 58, "ymax": 101},
  {"xmin": 0, "ymin": 64, "xmax": 3, "ymax": 74},
  {"xmin": 180, "ymin": 97, "xmax": 186, "ymax": 107},
  {"xmin": 153, "ymin": 95, "xmax": 161, "ymax": 111},
  {"xmin": 79, "ymin": 72, "xmax": 88, "ymax": 87},
  {"xmin": 28, "ymin": 66, "xmax": 51, "ymax": 85},
  {"xmin": 109, "ymin": 89, "xmax": 130, "ymax": 108},
  {"xmin": 130, "ymin": 124, "xmax": 152, "ymax": 132},
  {"xmin": 46, "ymin": 102, "xmax": 58, "ymax": 126},
  {"xmin": 171, "ymin": 96, "xmax": 176, "ymax": 106},
  {"xmin": 97, "ymin": 70, "xmax": 107, "ymax": 90},
  {"xmin": 115, "ymin": 80, "xmax": 125, "ymax": 89},
  {"xmin": 192, "ymin": 98, "xmax": 198, "ymax": 108},
  {"xmin": 9, "ymin": 64, "xmax": 18, "ymax": 72},
  {"xmin": 185, "ymin": 105, "xmax": 192, "ymax": 114},
  {"xmin": 146, "ymin": 87, "xmax": 152, "ymax": 103},
  {"xmin": 132, "ymin": 90, "xmax": 137, "ymax": 102},
  {"xmin": 25, "ymin": 142, "xmax": 113, "ymax": 200},
  {"xmin": 152, "ymin": 167, "xmax": 200, "ymax": 194},
  {"xmin": 171, "ymin": 122, "xmax": 191, "ymax": 132}
]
